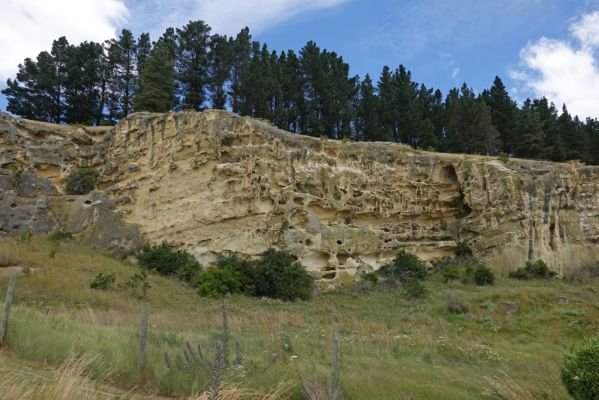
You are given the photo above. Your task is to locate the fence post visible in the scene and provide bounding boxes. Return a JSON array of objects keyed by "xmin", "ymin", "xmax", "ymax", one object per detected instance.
[
  {"xmin": 0, "ymin": 275, "xmax": 16, "ymax": 344},
  {"xmin": 331, "ymin": 326, "xmax": 341, "ymax": 389},
  {"xmin": 137, "ymin": 299, "xmax": 149, "ymax": 371}
]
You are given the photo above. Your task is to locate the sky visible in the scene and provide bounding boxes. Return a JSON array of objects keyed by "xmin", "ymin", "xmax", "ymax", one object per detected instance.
[{"xmin": 1, "ymin": 0, "xmax": 599, "ymax": 119}]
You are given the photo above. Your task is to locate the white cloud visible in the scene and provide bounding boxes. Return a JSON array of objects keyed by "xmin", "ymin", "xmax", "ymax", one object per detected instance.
[
  {"xmin": 571, "ymin": 11, "xmax": 599, "ymax": 48},
  {"xmin": 0, "ymin": 0, "xmax": 128, "ymax": 82},
  {"xmin": 511, "ymin": 11, "xmax": 599, "ymax": 119},
  {"xmin": 128, "ymin": 0, "xmax": 349, "ymax": 38}
]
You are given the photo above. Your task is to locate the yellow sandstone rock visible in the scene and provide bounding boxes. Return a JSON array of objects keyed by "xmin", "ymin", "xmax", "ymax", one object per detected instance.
[{"xmin": 1, "ymin": 110, "xmax": 598, "ymax": 278}]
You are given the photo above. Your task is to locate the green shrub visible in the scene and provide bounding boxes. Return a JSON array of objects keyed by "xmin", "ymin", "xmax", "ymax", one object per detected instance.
[
  {"xmin": 509, "ymin": 259, "xmax": 556, "ymax": 280},
  {"xmin": 195, "ymin": 268, "xmax": 244, "ymax": 298},
  {"xmin": 48, "ymin": 229, "xmax": 73, "ymax": 242},
  {"xmin": 361, "ymin": 271, "xmax": 379, "ymax": 286},
  {"xmin": 454, "ymin": 242, "xmax": 473, "ymax": 258},
  {"xmin": 89, "ymin": 273, "xmax": 116, "ymax": 290},
  {"xmin": 508, "ymin": 268, "xmax": 530, "ymax": 280},
  {"xmin": 254, "ymin": 249, "xmax": 314, "ymax": 301},
  {"xmin": 378, "ymin": 250, "xmax": 426, "ymax": 283},
  {"xmin": 463, "ymin": 264, "xmax": 495, "ymax": 286},
  {"xmin": 65, "ymin": 167, "xmax": 99, "ymax": 195},
  {"xmin": 403, "ymin": 279, "xmax": 427, "ymax": 300},
  {"xmin": 137, "ymin": 242, "xmax": 201, "ymax": 281},
  {"xmin": 196, "ymin": 249, "xmax": 313, "ymax": 301},
  {"xmin": 561, "ymin": 335, "xmax": 599, "ymax": 400},
  {"xmin": 213, "ymin": 252, "xmax": 257, "ymax": 294},
  {"xmin": 442, "ymin": 267, "xmax": 461, "ymax": 283},
  {"xmin": 473, "ymin": 265, "xmax": 495, "ymax": 286},
  {"xmin": 176, "ymin": 261, "xmax": 202, "ymax": 283}
]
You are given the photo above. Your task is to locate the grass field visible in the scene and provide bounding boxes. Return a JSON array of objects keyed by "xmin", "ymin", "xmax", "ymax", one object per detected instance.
[{"xmin": 0, "ymin": 236, "xmax": 597, "ymax": 399}]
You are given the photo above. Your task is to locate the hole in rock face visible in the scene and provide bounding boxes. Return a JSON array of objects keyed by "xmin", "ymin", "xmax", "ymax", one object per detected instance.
[
  {"xmin": 84, "ymin": 200, "xmax": 92, "ymax": 205},
  {"xmin": 10, "ymin": 203, "xmax": 17, "ymax": 208},
  {"xmin": 305, "ymin": 239, "xmax": 313, "ymax": 246},
  {"xmin": 336, "ymin": 239, "xmax": 343, "ymax": 245},
  {"xmin": 337, "ymin": 253, "xmax": 349, "ymax": 265},
  {"xmin": 322, "ymin": 271, "xmax": 336, "ymax": 280}
]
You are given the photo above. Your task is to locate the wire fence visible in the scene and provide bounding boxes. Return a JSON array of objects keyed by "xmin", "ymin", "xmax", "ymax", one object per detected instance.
[{"xmin": 0, "ymin": 274, "xmax": 342, "ymax": 398}]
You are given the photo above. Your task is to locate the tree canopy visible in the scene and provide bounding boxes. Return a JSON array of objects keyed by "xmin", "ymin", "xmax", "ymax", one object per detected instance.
[{"xmin": 3, "ymin": 21, "xmax": 598, "ymax": 164}]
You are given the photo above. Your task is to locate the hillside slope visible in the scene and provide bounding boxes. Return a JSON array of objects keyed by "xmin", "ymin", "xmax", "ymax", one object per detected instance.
[{"xmin": 0, "ymin": 235, "xmax": 598, "ymax": 399}]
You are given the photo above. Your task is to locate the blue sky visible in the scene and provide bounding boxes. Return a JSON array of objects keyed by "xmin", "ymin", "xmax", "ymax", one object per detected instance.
[{"xmin": 2, "ymin": 0, "xmax": 599, "ymax": 118}]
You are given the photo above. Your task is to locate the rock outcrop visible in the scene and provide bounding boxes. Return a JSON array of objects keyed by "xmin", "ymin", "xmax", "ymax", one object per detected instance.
[{"xmin": 1, "ymin": 110, "xmax": 598, "ymax": 277}]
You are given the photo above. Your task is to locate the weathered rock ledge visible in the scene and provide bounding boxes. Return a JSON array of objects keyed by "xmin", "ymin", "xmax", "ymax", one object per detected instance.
[{"xmin": 1, "ymin": 110, "xmax": 598, "ymax": 277}]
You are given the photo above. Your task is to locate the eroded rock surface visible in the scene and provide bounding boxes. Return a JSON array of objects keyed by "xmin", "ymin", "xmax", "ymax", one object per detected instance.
[{"xmin": 1, "ymin": 110, "xmax": 598, "ymax": 277}]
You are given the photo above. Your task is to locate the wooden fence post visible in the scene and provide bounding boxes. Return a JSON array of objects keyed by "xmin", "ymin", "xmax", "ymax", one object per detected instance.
[
  {"xmin": 0, "ymin": 275, "xmax": 16, "ymax": 344},
  {"xmin": 331, "ymin": 326, "xmax": 341, "ymax": 389},
  {"xmin": 137, "ymin": 300, "xmax": 149, "ymax": 371}
]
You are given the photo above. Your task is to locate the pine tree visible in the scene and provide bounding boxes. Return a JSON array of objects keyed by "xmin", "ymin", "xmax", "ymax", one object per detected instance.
[
  {"xmin": 278, "ymin": 50, "xmax": 304, "ymax": 132},
  {"xmin": 482, "ymin": 76, "xmax": 519, "ymax": 154},
  {"xmin": 2, "ymin": 51, "xmax": 62, "ymax": 122},
  {"xmin": 533, "ymin": 98, "xmax": 565, "ymax": 161},
  {"xmin": 229, "ymin": 27, "xmax": 252, "ymax": 113},
  {"xmin": 299, "ymin": 41, "xmax": 324, "ymax": 136},
  {"xmin": 393, "ymin": 65, "xmax": 419, "ymax": 145},
  {"xmin": 377, "ymin": 66, "xmax": 397, "ymax": 142},
  {"xmin": 558, "ymin": 105, "xmax": 590, "ymax": 162},
  {"xmin": 298, "ymin": 42, "xmax": 356, "ymax": 138},
  {"xmin": 176, "ymin": 20, "xmax": 211, "ymax": 110},
  {"xmin": 356, "ymin": 74, "xmax": 380, "ymax": 141},
  {"xmin": 133, "ymin": 40, "xmax": 176, "ymax": 112},
  {"xmin": 117, "ymin": 29, "xmax": 137, "ymax": 117},
  {"xmin": 444, "ymin": 84, "xmax": 501, "ymax": 154},
  {"xmin": 586, "ymin": 118, "xmax": 599, "ymax": 165},
  {"xmin": 63, "ymin": 41, "xmax": 104, "ymax": 124},
  {"xmin": 136, "ymin": 33, "xmax": 152, "ymax": 74},
  {"xmin": 208, "ymin": 34, "xmax": 231, "ymax": 109},
  {"xmin": 515, "ymin": 99, "xmax": 545, "ymax": 159},
  {"xmin": 102, "ymin": 29, "xmax": 138, "ymax": 121},
  {"xmin": 415, "ymin": 84, "xmax": 440, "ymax": 149}
]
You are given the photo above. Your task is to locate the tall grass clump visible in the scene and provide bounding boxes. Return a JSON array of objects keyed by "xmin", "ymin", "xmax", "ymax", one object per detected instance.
[
  {"xmin": 0, "ymin": 353, "xmax": 110, "ymax": 400},
  {"xmin": 561, "ymin": 335, "xmax": 599, "ymax": 400},
  {"xmin": 48, "ymin": 229, "xmax": 73, "ymax": 242}
]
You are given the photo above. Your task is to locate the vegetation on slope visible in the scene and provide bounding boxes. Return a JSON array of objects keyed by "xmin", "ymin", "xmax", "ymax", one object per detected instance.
[{"xmin": 0, "ymin": 236, "xmax": 597, "ymax": 399}]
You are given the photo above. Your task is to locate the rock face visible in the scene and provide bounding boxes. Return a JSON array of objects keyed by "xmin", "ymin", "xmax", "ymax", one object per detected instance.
[{"xmin": 1, "ymin": 110, "xmax": 598, "ymax": 277}]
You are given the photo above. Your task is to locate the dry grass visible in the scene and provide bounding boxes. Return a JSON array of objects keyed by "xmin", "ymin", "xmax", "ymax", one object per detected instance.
[
  {"xmin": 184, "ymin": 382, "xmax": 291, "ymax": 400},
  {"xmin": 0, "ymin": 353, "xmax": 113, "ymax": 400},
  {"xmin": 302, "ymin": 377, "xmax": 345, "ymax": 400}
]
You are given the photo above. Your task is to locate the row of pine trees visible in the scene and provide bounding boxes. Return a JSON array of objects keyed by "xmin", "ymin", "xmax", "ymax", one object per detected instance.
[{"xmin": 3, "ymin": 21, "xmax": 599, "ymax": 164}]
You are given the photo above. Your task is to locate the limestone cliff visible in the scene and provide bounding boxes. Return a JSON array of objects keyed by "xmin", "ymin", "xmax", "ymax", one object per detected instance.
[{"xmin": 1, "ymin": 110, "xmax": 598, "ymax": 277}]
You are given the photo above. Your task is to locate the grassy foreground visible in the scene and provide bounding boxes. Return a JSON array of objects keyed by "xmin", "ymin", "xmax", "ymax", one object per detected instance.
[{"xmin": 0, "ymin": 236, "xmax": 598, "ymax": 399}]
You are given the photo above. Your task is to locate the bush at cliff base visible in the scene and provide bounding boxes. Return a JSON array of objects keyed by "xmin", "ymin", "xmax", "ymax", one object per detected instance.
[{"xmin": 561, "ymin": 335, "xmax": 599, "ymax": 400}]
